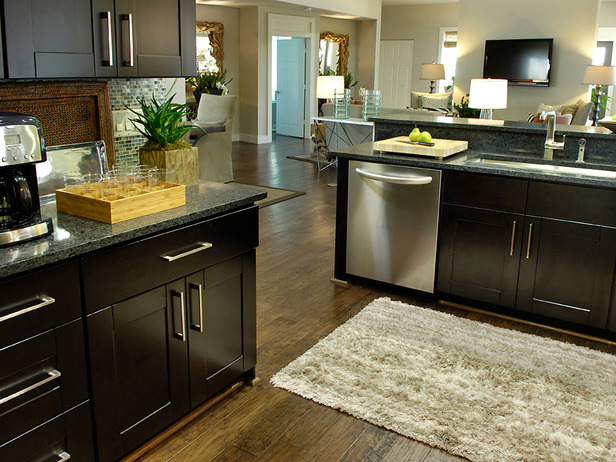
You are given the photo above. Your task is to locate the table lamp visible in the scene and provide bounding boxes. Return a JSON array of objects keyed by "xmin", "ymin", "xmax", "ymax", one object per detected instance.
[
  {"xmin": 582, "ymin": 65, "xmax": 616, "ymax": 126},
  {"xmin": 420, "ymin": 63, "xmax": 445, "ymax": 93},
  {"xmin": 468, "ymin": 78, "xmax": 508, "ymax": 119},
  {"xmin": 317, "ymin": 75, "xmax": 345, "ymax": 115}
]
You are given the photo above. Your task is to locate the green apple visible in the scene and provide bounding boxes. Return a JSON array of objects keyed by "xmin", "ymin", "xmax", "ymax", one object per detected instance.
[
  {"xmin": 409, "ymin": 127, "xmax": 421, "ymax": 142},
  {"xmin": 612, "ymin": 114, "xmax": 616, "ymax": 120},
  {"xmin": 418, "ymin": 131, "xmax": 432, "ymax": 143}
]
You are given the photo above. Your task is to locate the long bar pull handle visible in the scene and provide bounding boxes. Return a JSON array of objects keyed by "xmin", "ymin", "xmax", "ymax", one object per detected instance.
[
  {"xmin": 526, "ymin": 223, "xmax": 533, "ymax": 259},
  {"xmin": 57, "ymin": 452, "xmax": 71, "ymax": 461},
  {"xmin": 0, "ymin": 370, "xmax": 61, "ymax": 406},
  {"xmin": 161, "ymin": 242, "xmax": 213, "ymax": 262},
  {"xmin": 120, "ymin": 14, "xmax": 134, "ymax": 67},
  {"xmin": 0, "ymin": 296, "xmax": 55, "ymax": 323},
  {"xmin": 355, "ymin": 168, "xmax": 432, "ymax": 185},
  {"xmin": 189, "ymin": 282, "xmax": 204, "ymax": 332},
  {"xmin": 172, "ymin": 291, "xmax": 187, "ymax": 342},
  {"xmin": 509, "ymin": 220, "xmax": 517, "ymax": 256},
  {"xmin": 99, "ymin": 11, "xmax": 113, "ymax": 67}
]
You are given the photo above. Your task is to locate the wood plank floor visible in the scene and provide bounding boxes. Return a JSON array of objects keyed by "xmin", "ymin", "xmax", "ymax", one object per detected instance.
[{"xmin": 133, "ymin": 134, "xmax": 616, "ymax": 462}]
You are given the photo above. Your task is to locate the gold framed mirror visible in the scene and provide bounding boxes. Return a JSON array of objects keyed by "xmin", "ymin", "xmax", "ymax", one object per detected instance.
[
  {"xmin": 320, "ymin": 32, "xmax": 349, "ymax": 76},
  {"xmin": 196, "ymin": 21, "xmax": 224, "ymax": 72}
]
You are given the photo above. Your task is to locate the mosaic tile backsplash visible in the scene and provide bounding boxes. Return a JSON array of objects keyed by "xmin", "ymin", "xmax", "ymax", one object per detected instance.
[{"xmin": 108, "ymin": 78, "xmax": 168, "ymax": 165}]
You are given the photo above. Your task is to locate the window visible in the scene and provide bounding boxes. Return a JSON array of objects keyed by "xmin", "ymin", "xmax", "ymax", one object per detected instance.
[{"xmin": 437, "ymin": 27, "xmax": 457, "ymax": 94}]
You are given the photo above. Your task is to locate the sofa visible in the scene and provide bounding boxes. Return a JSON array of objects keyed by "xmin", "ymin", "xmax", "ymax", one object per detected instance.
[{"xmin": 527, "ymin": 99, "xmax": 592, "ymax": 126}]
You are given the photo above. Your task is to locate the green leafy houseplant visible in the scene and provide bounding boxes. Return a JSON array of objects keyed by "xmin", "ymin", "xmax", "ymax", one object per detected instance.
[
  {"xmin": 453, "ymin": 94, "xmax": 480, "ymax": 118},
  {"xmin": 127, "ymin": 95, "xmax": 205, "ymax": 151},
  {"xmin": 344, "ymin": 72, "xmax": 358, "ymax": 90}
]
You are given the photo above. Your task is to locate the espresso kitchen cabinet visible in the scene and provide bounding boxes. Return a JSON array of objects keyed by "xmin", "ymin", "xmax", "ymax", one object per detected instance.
[
  {"xmin": 438, "ymin": 171, "xmax": 616, "ymax": 330},
  {"xmin": 3, "ymin": 0, "xmax": 96, "ymax": 78},
  {"xmin": 0, "ymin": 261, "xmax": 94, "ymax": 461},
  {"xmin": 2, "ymin": 0, "xmax": 195, "ymax": 79},
  {"xmin": 0, "ymin": 18, "xmax": 5, "ymax": 79},
  {"xmin": 91, "ymin": 0, "xmax": 196, "ymax": 78},
  {"xmin": 82, "ymin": 207, "xmax": 258, "ymax": 461}
]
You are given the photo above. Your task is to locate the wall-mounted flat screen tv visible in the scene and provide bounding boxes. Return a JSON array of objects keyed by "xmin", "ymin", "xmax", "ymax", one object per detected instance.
[{"xmin": 483, "ymin": 38, "xmax": 553, "ymax": 86}]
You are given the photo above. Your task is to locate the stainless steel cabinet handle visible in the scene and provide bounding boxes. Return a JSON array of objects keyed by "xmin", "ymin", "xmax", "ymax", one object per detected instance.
[
  {"xmin": 0, "ymin": 370, "xmax": 61, "ymax": 406},
  {"xmin": 161, "ymin": 242, "xmax": 213, "ymax": 262},
  {"xmin": 526, "ymin": 223, "xmax": 533, "ymax": 259},
  {"xmin": 120, "ymin": 14, "xmax": 134, "ymax": 67},
  {"xmin": 172, "ymin": 291, "xmax": 187, "ymax": 342},
  {"xmin": 189, "ymin": 282, "xmax": 204, "ymax": 332},
  {"xmin": 355, "ymin": 168, "xmax": 432, "ymax": 185},
  {"xmin": 509, "ymin": 220, "xmax": 517, "ymax": 256},
  {"xmin": 99, "ymin": 11, "xmax": 113, "ymax": 67},
  {"xmin": 0, "ymin": 296, "xmax": 55, "ymax": 323},
  {"xmin": 57, "ymin": 452, "xmax": 71, "ymax": 461}
]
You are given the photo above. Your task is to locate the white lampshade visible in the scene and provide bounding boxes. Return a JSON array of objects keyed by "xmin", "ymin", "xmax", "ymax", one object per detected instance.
[
  {"xmin": 582, "ymin": 65, "xmax": 616, "ymax": 85},
  {"xmin": 317, "ymin": 75, "xmax": 345, "ymax": 99},
  {"xmin": 469, "ymin": 79, "xmax": 508, "ymax": 109},
  {"xmin": 419, "ymin": 63, "xmax": 445, "ymax": 80}
]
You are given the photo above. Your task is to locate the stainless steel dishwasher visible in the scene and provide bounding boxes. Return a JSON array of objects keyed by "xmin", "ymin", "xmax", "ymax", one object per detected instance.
[{"xmin": 346, "ymin": 160, "xmax": 441, "ymax": 293}]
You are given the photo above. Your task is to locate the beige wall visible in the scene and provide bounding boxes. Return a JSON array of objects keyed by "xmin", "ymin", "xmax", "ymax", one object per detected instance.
[
  {"xmin": 455, "ymin": 0, "xmax": 600, "ymax": 121},
  {"xmin": 599, "ymin": 2, "xmax": 616, "ymax": 26},
  {"xmin": 196, "ymin": 5, "xmax": 240, "ymax": 138},
  {"xmin": 280, "ymin": 0, "xmax": 380, "ymax": 19},
  {"xmin": 381, "ymin": 3, "xmax": 459, "ymax": 95}
]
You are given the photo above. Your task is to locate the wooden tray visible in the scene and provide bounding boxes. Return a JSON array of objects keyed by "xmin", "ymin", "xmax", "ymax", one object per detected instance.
[
  {"xmin": 374, "ymin": 136, "xmax": 468, "ymax": 159},
  {"xmin": 56, "ymin": 184, "xmax": 186, "ymax": 224}
]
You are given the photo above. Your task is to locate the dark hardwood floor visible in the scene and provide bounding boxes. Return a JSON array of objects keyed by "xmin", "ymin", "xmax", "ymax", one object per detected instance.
[{"xmin": 132, "ymin": 134, "xmax": 615, "ymax": 462}]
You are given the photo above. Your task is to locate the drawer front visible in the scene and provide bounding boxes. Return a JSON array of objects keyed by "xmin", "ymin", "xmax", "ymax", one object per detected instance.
[
  {"xmin": 0, "ymin": 261, "xmax": 81, "ymax": 348},
  {"xmin": 81, "ymin": 206, "xmax": 258, "ymax": 313},
  {"xmin": 527, "ymin": 181, "xmax": 616, "ymax": 226},
  {"xmin": 442, "ymin": 170, "xmax": 528, "ymax": 213},
  {"xmin": 0, "ymin": 400, "xmax": 94, "ymax": 462},
  {"xmin": 0, "ymin": 319, "xmax": 88, "ymax": 445}
]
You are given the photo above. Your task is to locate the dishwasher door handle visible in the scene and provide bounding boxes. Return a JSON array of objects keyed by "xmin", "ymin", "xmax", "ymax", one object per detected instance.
[{"xmin": 355, "ymin": 168, "xmax": 433, "ymax": 185}]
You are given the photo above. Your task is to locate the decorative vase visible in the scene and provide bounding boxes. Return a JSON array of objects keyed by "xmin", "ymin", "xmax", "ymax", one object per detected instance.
[
  {"xmin": 139, "ymin": 146, "xmax": 199, "ymax": 186},
  {"xmin": 334, "ymin": 88, "xmax": 351, "ymax": 119},
  {"xmin": 193, "ymin": 90, "xmax": 203, "ymax": 103},
  {"xmin": 362, "ymin": 89, "xmax": 381, "ymax": 121},
  {"xmin": 207, "ymin": 89, "xmax": 224, "ymax": 96}
]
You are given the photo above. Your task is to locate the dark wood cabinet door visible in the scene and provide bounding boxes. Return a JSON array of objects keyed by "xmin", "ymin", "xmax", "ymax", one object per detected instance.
[
  {"xmin": 87, "ymin": 286, "xmax": 189, "ymax": 462},
  {"xmin": 4, "ymin": 0, "xmax": 95, "ymax": 78},
  {"xmin": 188, "ymin": 255, "xmax": 246, "ymax": 406},
  {"xmin": 0, "ymin": 18, "xmax": 5, "ymax": 79},
  {"xmin": 517, "ymin": 218, "xmax": 616, "ymax": 329},
  {"xmin": 438, "ymin": 205, "xmax": 524, "ymax": 308}
]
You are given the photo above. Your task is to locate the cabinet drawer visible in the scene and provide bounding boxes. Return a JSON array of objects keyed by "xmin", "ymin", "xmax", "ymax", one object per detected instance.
[
  {"xmin": 0, "ymin": 319, "xmax": 88, "ymax": 445},
  {"xmin": 0, "ymin": 261, "xmax": 81, "ymax": 348},
  {"xmin": 442, "ymin": 171, "xmax": 528, "ymax": 213},
  {"xmin": 527, "ymin": 181, "xmax": 616, "ymax": 226},
  {"xmin": 0, "ymin": 400, "xmax": 94, "ymax": 462},
  {"xmin": 81, "ymin": 206, "xmax": 258, "ymax": 313}
]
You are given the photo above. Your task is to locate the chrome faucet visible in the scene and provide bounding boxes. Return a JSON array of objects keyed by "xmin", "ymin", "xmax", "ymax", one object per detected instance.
[{"xmin": 540, "ymin": 111, "xmax": 565, "ymax": 159}]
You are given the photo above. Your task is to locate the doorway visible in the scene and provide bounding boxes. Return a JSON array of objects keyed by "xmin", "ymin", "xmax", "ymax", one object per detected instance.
[
  {"xmin": 379, "ymin": 40, "xmax": 414, "ymax": 109},
  {"xmin": 272, "ymin": 36, "xmax": 307, "ymax": 138}
]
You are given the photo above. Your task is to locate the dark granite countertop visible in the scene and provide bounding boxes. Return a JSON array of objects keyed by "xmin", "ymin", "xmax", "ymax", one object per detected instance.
[
  {"xmin": 333, "ymin": 141, "xmax": 616, "ymax": 190},
  {"xmin": 0, "ymin": 182, "xmax": 267, "ymax": 279}
]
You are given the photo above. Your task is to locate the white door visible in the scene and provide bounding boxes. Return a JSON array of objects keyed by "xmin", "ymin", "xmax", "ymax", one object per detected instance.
[
  {"xmin": 276, "ymin": 37, "xmax": 306, "ymax": 138},
  {"xmin": 379, "ymin": 40, "xmax": 414, "ymax": 109}
]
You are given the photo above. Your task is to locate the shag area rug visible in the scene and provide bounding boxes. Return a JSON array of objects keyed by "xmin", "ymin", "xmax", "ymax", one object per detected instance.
[{"xmin": 271, "ymin": 297, "xmax": 616, "ymax": 462}]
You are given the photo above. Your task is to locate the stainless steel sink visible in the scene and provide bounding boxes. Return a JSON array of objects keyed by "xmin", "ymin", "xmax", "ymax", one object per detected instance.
[{"xmin": 466, "ymin": 157, "xmax": 616, "ymax": 179}]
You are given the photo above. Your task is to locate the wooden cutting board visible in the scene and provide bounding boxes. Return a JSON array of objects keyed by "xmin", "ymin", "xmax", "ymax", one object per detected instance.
[{"xmin": 374, "ymin": 136, "xmax": 468, "ymax": 160}]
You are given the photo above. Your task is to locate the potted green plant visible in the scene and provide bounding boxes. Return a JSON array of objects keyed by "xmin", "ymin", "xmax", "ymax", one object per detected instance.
[
  {"xmin": 453, "ymin": 94, "xmax": 480, "ymax": 118},
  {"xmin": 187, "ymin": 68, "xmax": 233, "ymax": 102},
  {"xmin": 128, "ymin": 94, "xmax": 206, "ymax": 186}
]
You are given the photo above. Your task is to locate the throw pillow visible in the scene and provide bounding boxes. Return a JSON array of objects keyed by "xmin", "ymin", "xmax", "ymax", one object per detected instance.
[
  {"xmin": 537, "ymin": 103, "xmax": 565, "ymax": 114},
  {"xmin": 419, "ymin": 94, "xmax": 451, "ymax": 110},
  {"xmin": 530, "ymin": 111, "xmax": 572, "ymax": 124}
]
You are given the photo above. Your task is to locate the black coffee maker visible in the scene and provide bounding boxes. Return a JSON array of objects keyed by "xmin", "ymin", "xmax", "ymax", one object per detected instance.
[{"xmin": 0, "ymin": 112, "xmax": 53, "ymax": 247}]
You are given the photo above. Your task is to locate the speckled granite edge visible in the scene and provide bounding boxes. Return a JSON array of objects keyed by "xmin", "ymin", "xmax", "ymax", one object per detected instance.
[
  {"xmin": 0, "ymin": 182, "xmax": 267, "ymax": 279},
  {"xmin": 333, "ymin": 143, "xmax": 616, "ymax": 190}
]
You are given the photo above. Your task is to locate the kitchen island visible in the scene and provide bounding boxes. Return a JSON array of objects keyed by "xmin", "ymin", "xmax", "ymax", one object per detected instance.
[
  {"xmin": 334, "ymin": 115, "xmax": 616, "ymax": 338},
  {"xmin": 0, "ymin": 182, "xmax": 265, "ymax": 461}
]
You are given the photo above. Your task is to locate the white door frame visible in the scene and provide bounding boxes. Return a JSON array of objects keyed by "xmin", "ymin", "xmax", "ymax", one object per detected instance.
[{"xmin": 268, "ymin": 14, "xmax": 317, "ymax": 142}]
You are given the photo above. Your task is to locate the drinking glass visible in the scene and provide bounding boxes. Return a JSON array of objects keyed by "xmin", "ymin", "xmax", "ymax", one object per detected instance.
[
  {"xmin": 63, "ymin": 172, "xmax": 83, "ymax": 195},
  {"xmin": 81, "ymin": 173, "xmax": 103, "ymax": 198}
]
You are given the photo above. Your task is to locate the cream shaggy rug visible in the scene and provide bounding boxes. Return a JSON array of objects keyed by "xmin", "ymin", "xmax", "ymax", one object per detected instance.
[{"xmin": 271, "ymin": 297, "xmax": 616, "ymax": 462}]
